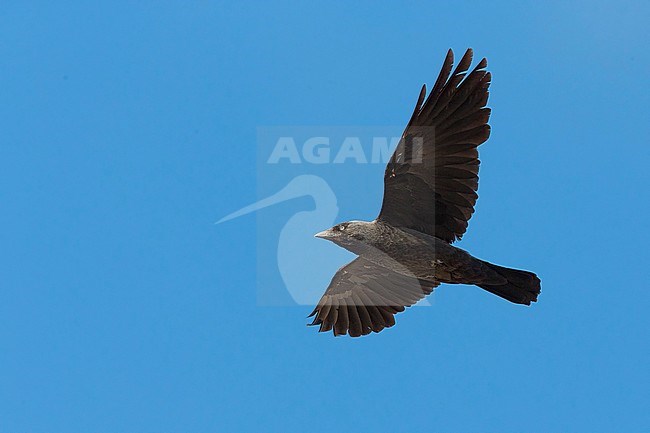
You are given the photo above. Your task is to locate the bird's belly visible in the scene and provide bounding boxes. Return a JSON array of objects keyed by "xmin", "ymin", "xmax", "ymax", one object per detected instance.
[{"xmin": 363, "ymin": 230, "xmax": 461, "ymax": 282}]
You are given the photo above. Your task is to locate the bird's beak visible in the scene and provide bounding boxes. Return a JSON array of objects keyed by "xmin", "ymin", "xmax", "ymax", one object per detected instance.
[{"xmin": 314, "ymin": 229, "xmax": 332, "ymax": 239}]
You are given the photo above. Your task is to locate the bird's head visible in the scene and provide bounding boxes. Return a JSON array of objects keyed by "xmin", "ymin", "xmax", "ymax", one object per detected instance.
[{"xmin": 314, "ymin": 220, "xmax": 375, "ymax": 253}]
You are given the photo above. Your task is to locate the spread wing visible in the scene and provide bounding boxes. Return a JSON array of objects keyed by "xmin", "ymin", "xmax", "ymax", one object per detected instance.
[
  {"xmin": 378, "ymin": 48, "xmax": 491, "ymax": 243},
  {"xmin": 308, "ymin": 257, "xmax": 438, "ymax": 337}
]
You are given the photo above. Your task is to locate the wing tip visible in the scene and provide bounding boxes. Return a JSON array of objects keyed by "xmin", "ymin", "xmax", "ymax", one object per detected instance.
[{"xmin": 445, "ymin": 48, "xmax": 454, "ymax": 61}]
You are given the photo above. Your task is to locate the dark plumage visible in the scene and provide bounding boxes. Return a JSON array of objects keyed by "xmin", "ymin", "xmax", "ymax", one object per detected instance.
[{"xmin": 309, "ymin": 48, "xmax": 541, "ymax": 337}]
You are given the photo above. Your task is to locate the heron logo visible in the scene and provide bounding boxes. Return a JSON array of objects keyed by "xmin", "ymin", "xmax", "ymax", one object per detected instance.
[
  {"xmin": 218, "ymin": 174, "xmax": 346, "ymax": 305},
  {"xmin": 217, "ymin": 126, "xmax": 433, "ymax": 306}
]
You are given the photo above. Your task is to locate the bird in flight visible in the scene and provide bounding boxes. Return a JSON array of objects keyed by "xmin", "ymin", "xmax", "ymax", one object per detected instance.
[{"xmin": 309, "ymin": 48, "xmax": 541, "ymax": 337}]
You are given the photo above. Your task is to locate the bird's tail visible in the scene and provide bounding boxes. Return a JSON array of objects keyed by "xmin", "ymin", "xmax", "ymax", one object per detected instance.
[{"xmin": 477, "ymin": 262, "xmax": 541, "ymax": 305}]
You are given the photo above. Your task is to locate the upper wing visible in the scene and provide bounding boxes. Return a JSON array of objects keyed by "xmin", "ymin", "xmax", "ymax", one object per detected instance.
[
  {"xmin": 308, "ymin": 257, "xmax": 438, "ymax": 337},
  {"xmin": 378, "ymin": 48, "xmax": 491, "ymax": 243}
]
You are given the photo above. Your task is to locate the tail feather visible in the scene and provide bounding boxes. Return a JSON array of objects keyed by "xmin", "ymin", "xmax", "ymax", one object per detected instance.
[{"xmin": 477, "ymin": 262, "xmax": 541, "ymax": 305}]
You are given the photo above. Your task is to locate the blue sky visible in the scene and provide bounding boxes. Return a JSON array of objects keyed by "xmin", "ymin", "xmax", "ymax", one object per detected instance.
[{"xmin": 1, "ymin": 1, "xmax": 649, "ymax": 432}]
